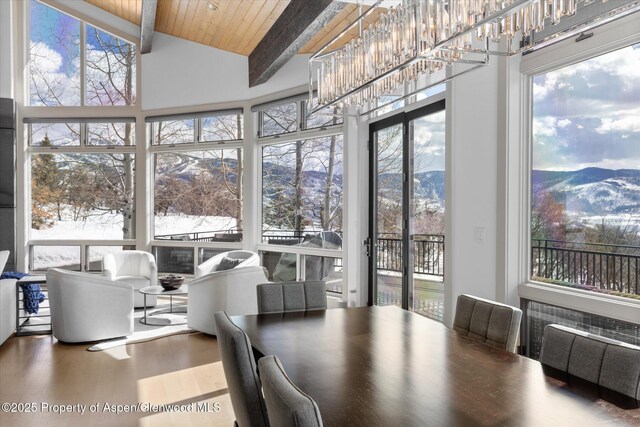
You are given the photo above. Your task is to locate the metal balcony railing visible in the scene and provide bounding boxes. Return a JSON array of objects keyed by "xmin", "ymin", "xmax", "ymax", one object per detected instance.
[
  {"xmin": 531, "ymin": 239, "xmax": 640, "ymax": 296},
  {"xmin": 154, "ymin": 229, "xmax": 640, "ymax": 299},
  {"xmin": 376, "ymin": 234, "xmax": 445, "ymax": 277}
]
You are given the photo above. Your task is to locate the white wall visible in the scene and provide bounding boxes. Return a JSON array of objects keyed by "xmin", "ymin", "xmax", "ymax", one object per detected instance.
[
  {"xmin": 444, "ymin": 61, "xmax": 500, "ymax": 327},
  {"xmin": 141, "ymin": 33, "xmax": 311, "ymax": 110}
]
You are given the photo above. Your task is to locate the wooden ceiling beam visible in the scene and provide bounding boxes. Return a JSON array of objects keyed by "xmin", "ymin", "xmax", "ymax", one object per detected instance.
[
  {"xmin": 140, "ymin": 0, "xmax": 158, "ymax": 54},
  {"xmin": 248, "ymin": 0, "xmax": 347, "ymax": 87}
]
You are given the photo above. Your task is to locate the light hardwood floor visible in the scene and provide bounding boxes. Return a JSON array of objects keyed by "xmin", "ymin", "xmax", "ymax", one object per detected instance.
[{"xmin": 0, "ymin": 331, "xmax": 236, "ymax": 427}]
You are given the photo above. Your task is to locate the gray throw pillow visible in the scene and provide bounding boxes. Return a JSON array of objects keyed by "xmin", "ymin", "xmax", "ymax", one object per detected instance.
[{"xmin": 216, "ymin": 256, "xmax": 243, "ymax": 271}]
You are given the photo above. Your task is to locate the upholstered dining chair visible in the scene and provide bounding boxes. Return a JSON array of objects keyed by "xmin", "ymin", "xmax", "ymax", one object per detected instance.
[
  {"xmin": 47, "ymin": 268, "xmax": 134, "ymax": 343},
  {"xmin": 213, "ymin": 311, "xmax": 269, "ymax": 427},
  {"xmin": 102, "ymin": 250, "xmax": 157, "ymax": 308},
  {"xmin": 452, "ymin": 294, "xmax": 522, "ymax": 353},
  {"xmin": 256, "ymin": 281, "xmax": 327, "ymax": 314},
  {"xmin": 258, "ymin": 355, "xmax": 324, "ymax": 427},
  {"xmin": 540, "ymin": 324, "xmax": 640, "ymax": 404}
]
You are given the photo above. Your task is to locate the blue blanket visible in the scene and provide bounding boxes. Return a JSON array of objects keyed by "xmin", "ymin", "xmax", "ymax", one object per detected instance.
[{"xmin": 1, "ymin": 272, "xmax": 46, "ymax": 315}]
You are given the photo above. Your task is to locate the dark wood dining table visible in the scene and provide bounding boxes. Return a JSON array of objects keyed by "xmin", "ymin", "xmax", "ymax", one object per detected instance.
[{"xmin": 231, "ymin": 305, "xmax": 639, "ymax": 426}]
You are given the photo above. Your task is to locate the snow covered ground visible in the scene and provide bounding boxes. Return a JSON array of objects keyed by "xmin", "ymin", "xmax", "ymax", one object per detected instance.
[
  {"xmin": 154, "ymin": 214, "xmax": 237, "ymax": 237},
  {"xmin": 565, "ymin": 212, "xmax": 640, "ymax": 236},
  {"xmin": 31, "ymin": 210, "xmax": 237, "ymax": 269}
]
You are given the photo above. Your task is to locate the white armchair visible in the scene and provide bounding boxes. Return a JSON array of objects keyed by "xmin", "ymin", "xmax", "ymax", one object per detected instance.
[
  {"xmin": 103, "ymin": 250, "xmax": 157, "ymax": 308},
  {"xmin": 196, "ymin": 250, "xmax": 260, "ymax": 278},
  {"xmin": 47, "ymin": 268, "xmax": 134, "ymax": 343},
  {"xmin": 0, "ymin": 250, "xmax": 16, "ymax": 346},
  {"xmin": 188, "ymin": 265, "xmax": 268, "ymax": 335}
]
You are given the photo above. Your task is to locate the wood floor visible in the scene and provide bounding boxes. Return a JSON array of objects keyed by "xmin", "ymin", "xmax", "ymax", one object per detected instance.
[{"xmin": 0, "ymin": 331, "xmax": 236, "ymax": 427}]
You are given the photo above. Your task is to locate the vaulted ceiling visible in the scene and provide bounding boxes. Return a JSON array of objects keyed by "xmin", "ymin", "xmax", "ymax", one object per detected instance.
[
  {"xmin": 85, "ymin": 0, "xmax": 387, "ymax": 86},
  {"xmin": 85, "ymin": 0, "xmax": 381, "ymax": 56}
]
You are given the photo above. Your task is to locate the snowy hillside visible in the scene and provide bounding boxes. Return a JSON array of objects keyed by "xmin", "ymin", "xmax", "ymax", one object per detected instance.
[{"xmin": 532, "ymin": 168, "xmax": 640, "ymax": 215}]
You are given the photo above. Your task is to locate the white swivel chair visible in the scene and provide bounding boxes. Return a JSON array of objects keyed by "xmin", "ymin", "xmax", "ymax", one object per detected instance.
[
  {"xmin": 195, "ymin": 250, "xmax": 260, "ymax": 277},
  {"xmin": 102, "ymin": 250, "xmax": 158, "ymax": 308},
  {"xmin": 0, "ymin": 250, "xmax": 17, "ymax": 345},
  {"xmin": 188, "ymin": 251, "xmax": 267, "ymax": 335},
  {"xmin": 47, "ymin": 268, "xmax": 134, "ymax": 343}
]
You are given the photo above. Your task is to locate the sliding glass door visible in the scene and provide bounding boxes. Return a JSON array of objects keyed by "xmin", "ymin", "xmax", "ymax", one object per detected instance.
[
  {"xmin": 371, "ymin": 121, "xmax": 405, "ymax": 308},
  {"xmin": 369, "ymin": 100, "xmax": 446, "ymax": 321}
]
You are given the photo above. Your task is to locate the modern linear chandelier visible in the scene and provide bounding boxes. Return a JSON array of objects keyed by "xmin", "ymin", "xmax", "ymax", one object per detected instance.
[{"xmin": 309, "ymin": 0, "xmax": 640, "ymax": 114}]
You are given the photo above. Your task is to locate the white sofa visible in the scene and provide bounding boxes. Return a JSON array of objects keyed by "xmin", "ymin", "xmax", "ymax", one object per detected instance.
[
  {"xmin": 103, "ymin": 250, "xmax": 158, "ymax": 308},
  {"xmin": 0, "ymin": 250, "xmax": 16, "ymax": 346},
  {"xmin": 47, "ymin": 268, "xmax": 134, "ymax": 343},
  {"xmin": 188, "ymin": 251, "xmax": 267, "ymax": 335}
]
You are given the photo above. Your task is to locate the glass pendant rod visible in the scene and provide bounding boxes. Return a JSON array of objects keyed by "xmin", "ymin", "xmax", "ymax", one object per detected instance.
[
  {"xmin": 310, "ymin": 0, "xmax": 640, "ymax": 112},
  {"xmin": 525, "ymin": 1, "xmax": 640, "ymax": 53},
  {"xmin": 360, "ymin": 62, "xmax": 486, "ymax": 117}
]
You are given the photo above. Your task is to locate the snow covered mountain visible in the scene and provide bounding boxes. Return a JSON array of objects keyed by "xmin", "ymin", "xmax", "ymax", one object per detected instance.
[
  {"xmin": 532, "ymin": 168, "xmax": 640, "ymax": 215},
  {"xmin": 158, "ymin": 157, "xmax": 638, "ymax": 218}
]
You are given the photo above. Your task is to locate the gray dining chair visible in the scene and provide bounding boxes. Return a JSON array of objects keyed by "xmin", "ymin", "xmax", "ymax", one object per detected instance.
[
  {"xmin": 540, "ymin": 324, "xmax": 640, "ymax": 403},
  {"xmin": 258, "ymin": 355, "xmax": 324, "ymax": 427},
  {"xmin": 539, "ymin": 323, "xmax": 577, "ymax": 377},
  {"xmin": 213, "ymin": 311, "xmax": 269, "ymax": 427},
  {"xmin": 257, "ymin": 281, "xmax": 327, "ymax": 314},
  {"xmin": 452, "ymin": 294, "xmax": 522, "ymax": 353}
]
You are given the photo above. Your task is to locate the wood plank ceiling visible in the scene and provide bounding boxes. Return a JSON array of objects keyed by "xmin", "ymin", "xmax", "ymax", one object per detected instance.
[{"xmin": 85, "ymin": 0, "xmax": 382, "ymax": 56}]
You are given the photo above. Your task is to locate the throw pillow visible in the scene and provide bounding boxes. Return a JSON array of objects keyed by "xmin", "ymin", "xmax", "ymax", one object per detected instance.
[
  {"xmin": 0, "ymin": 250, "xmax": 9, "ymax": 274},
  {"xmin": 216, "ymin": 256, "xmax": 243, "ymax": 271}
]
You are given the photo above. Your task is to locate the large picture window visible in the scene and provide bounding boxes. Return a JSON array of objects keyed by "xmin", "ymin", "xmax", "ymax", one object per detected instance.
[
  {"xmin": 30, "ymin": 151, "xmax": 136, "ymax": 241},
  {"xmin": 25, "ymin": 0, "xmax": 138, "ymax": 272},
  {"xmin": 148, "ymin": 110, "xmax": 244, "ymax": 274},
  {"xmin": 530, "ymin": 43, "xmax": 640, "ymax": 300},
  {"xmin": 29, "ymin": 0, "xmax": 136, "ymax": 107},
  {"xmin": 261, "ymin": 136, "xmax": 343, "ymax": 244},
  {"xmin": 28, "ymin": 119, "xmax": 136, "ymax": 271},
  {"xmin": 256, "ymin": 96, "xmax": 344, "ymax": 288},
  {"xmin": 154, "ymin": 149, "xmax": 243, "ymax": 240}
]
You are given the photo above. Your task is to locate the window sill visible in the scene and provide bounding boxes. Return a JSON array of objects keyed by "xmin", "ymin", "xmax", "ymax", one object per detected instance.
[{"xmin": 518, "ymin": 281, "xmax": 640, "ymax": 324}]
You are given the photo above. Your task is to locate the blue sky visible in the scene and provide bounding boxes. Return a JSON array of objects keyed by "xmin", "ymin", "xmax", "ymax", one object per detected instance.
[
  {"xmin": 30, "ymin": 0, "xmax": 135, "ymax": 107},
  {"xmin": 30, "ymin": 0, "xmax": 79, "ymax": 76},
  {"xmin": 532, "ymin": 43, "xmax": 640, "ymax": 171},
  {"xmin": 30, "ymin": 0, "xmax": 123, "ymax": 77}
]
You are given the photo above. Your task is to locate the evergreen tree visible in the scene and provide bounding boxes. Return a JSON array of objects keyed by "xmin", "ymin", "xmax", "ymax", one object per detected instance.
[
  {"xmin": 31, "ymin": 135, "xmax": 62, "ymax": 227},
  {"xmin": 264, "ymin": 190, "xmax": 298, "ymax": 231}
]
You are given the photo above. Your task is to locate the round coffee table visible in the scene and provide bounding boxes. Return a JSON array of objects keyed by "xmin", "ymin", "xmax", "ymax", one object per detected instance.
[{"xmin": 139, "ymin": 285, "xmax": 188, "ymax": 326}]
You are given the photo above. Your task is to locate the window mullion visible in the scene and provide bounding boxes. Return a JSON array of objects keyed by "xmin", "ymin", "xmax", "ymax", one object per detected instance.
[
  {"xmin": 81, "ymin": 123, "xmax": 86, "ymax": 147},
  {"xmin": 80, "ymin": 22, "xmax": 86, "ymax": 106},
  {"xmin": 299, "ymin": 100, "xmax": 306, "ymax": 131}
]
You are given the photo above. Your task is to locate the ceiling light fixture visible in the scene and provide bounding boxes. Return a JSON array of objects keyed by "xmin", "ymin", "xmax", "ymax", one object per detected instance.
[
  {"xmin": 206, "ymin": 1, "xmax": 218, "ymax": 12},
  {"xmin": 310, "ymin": 0, "xmax": 640, "ymax": 115}
]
